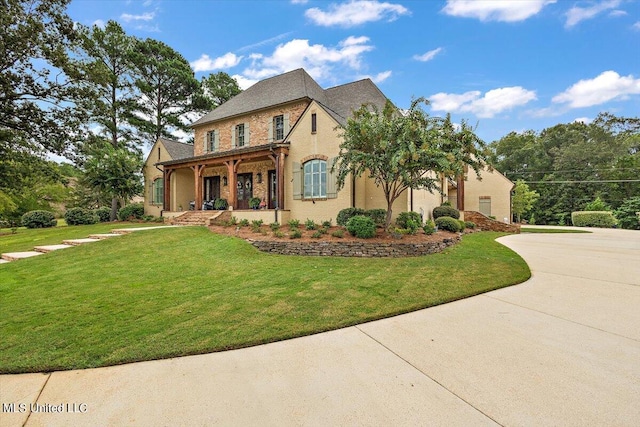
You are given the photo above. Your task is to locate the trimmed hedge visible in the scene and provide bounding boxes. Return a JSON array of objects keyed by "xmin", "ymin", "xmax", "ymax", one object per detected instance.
[
  {"xmin": 337, "ymin": 207, "xmax": 365, "ymax": 226},
  {"xmin": 94, "ymin": 207, "xmax": 112, "ymax": 222},
  {"xmin": 435, "ymin": 216, "xmax": 462, "ymax": 233},
  {"xmin": 346, "ymin": 215, "xmax": 376, "ymax": 238},
  {"xmin": 396, "ymin": 211, "xmax": 422, "ymax": 229},
  {"xmin": 21, "ymin": 210, "xmax": 57, "ymax": 229},
  {"xmin": 117, "ymin": 203, "xmax": 144, "ymax": 221},
  {"xmin": 433, "ymin": 205, "xmax": 460, "ymax": 220},
  {"xmin": 65, "ymin": 207, "xmax": 98, "ymax": 225},
  {"xmin": 571, "ymin": 211, "xmax": 617, "ymax": 228},
  {"xmin": 365, "ymin": 209, "xmax": 387, "ymax": 227}
]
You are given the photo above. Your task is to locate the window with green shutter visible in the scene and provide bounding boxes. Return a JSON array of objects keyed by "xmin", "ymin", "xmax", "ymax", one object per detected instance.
[
  {"xmin": 152, "ymin": 178, "xmax": 164, "ymax": 205},
  {"xmin": 206, "ymin": 130, "xmax": 219, "ymax": 152}
]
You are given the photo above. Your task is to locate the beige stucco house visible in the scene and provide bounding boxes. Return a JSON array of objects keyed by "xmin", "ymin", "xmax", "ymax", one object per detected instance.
[{"xmin": 143, "ymin": 69, "xmax": 513, "ymax": 225}]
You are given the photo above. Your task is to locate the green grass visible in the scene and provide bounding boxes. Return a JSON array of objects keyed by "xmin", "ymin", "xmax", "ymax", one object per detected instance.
[
  {"xmin": 0, "ymin": 227, "xmax": 530, "ymax": 373},
  {"xmin": 521, "ymin": 227, "xmax": 591, "ymax": 234},
  {"xmin": 0, "ymin": 221, "xmax": 160, "ymax": 254}
]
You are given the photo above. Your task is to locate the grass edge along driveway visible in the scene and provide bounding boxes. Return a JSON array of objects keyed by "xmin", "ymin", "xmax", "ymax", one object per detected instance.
[{"xmin": 0, "ymin": 227, "xmax": 530, "ymax": 374}]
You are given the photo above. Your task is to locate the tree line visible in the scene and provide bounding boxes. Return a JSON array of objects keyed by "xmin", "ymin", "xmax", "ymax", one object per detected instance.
[{"xmin": 1, "ymin": 0, "xmax": 241, "ymax": 223}]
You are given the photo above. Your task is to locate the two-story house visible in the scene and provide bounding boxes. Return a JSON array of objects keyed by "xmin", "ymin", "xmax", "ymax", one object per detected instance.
[{"xmin": 143, "ymin": 68, "xmax": 513, "ymax": 225}]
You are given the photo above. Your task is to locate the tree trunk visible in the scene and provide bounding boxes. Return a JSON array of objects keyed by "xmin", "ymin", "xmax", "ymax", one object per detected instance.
[
  {"xmin": 110, "ymin": 197, "xmax": 118, "ymax": 221},
  {"xmin": 385, "ymin": 200, "xmax": 394, "ymax": 231}
]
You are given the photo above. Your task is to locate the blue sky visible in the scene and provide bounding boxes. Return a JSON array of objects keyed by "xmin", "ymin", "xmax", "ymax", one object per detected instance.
[{"xmin": 67, "ymin": 0, "xmax": 640, "ymax": 143}]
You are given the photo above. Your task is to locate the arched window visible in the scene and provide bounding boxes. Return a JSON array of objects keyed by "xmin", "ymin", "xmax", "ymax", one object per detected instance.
[
  {"xmin": 303, "ymin": 159, "xmax": 326, "ymax": 198},
  {"xmin": 152, "ymin": 178, "xmax": 164, "ymax": 205}
]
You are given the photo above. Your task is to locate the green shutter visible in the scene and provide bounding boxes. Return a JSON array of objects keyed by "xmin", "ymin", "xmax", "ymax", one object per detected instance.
[
  {"xmin": 326, "ymin": 158, "xmax": 338, "ymax": 198},
  {"xmin": 292, "ymin": 162, "xmax": 302, "ymax": 200},
  {"xmin": 284, "ymin": 113, "xmax": 290, "ymax": 138},
  {"xmin": 203, "ymin": 132, "xmax": 207, "ymax": 152},
  {"xmin": 245, "ymin": 123, "xmax": 250, "ymax": 146},
  {"xmin": 268, "ymin": 119, "xmax": 274, "ymax": 143},
  {"xmin": 214, "ymin": 130, "xmax": 219, "ymax": 151},
  {"xmin": 231, "ymin": 125, "xmax": 236, "ymax": 148}
]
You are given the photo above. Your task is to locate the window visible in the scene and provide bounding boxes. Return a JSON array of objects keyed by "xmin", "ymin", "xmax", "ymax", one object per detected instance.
[
  {"xmin": 479, "ymin": 196, "xmax": 491, "ymax": 216},
  {"xmin": 303, "ymin": 159, "xmax": 327, "ymax": 198},
  {"xmin": 235, "ymin": 124, "xmax": 245, "ymax": 147},
  {"xmin": 152, "ymin": 178, "xmax": 164, "ymax": 205},
  {"xmin": 273, "ymin": 115, "xmax": 284, "ymax": 141},
  {"xmin": 311, "ymin": 113, "xmax": 317, "ymax": 133},
  {"xmin": 206, "ymin": 131, "xmax": 218, "ymax": 152}
]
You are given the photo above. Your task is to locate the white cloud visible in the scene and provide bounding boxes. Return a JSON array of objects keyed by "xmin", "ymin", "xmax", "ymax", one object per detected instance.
[
  {"xmin": 92, "ymin": 19, "xmax": 105, "ymax": 28},
  {"xmin": 358, "ymin": 70, "xmax": 392, "ymax": 83},
  {"xmin": 573, "ymin": 117, "xmax": 593, "ymax": 124},
  {"xmin": 305, "ymin": 0, "xmax": 410, "ymax": 27},
  {"xmin": 565, "ymin": 0, "xmax": 621, "ymax": 28},
  {"xmin": 190, "ymin": 53, "xmax": 242, "ymax": 73},
  {"xmin": 608, "ymin": 10, "xmax": 627, "ymax": 17},
  {"xmin": 291, "ymin": 0, "xmax": 309, "ymax": 4},
  {"xmin": 552, "ymin": 70, "xmax": 640, "ymax": 108},
  {"xmin": 430, "ymin": 86, "xmax": 537, "ymax": 118},
  {"xmin": 442, "ymin": 0, "xmax": 556, "ymax": 22},
  {"xmin": 413, "ymin": 47, "xmax": 443, "ymax": 62},
  {"xmin": 243, "ymin": 36, "xmax": 375, "ymax": 82},
  {"xmin": 232, "ymin": 74, "xmax": 259, "ymax": 90},
  {"xmin": 120, "ymin": 12, "xmax": 155, "ymax": 22},
  {"xmin": 633, "ymin": 21, "xmax": 640, "ymax": 30}
]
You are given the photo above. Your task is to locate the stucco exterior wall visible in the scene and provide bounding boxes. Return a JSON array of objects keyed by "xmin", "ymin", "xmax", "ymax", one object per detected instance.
[
  {"xmin": 285, "ymin": 102, "xmax": 352, "ymax": 223},
  {"xmin": 192, "ymin": 101, "xmax": 309, "ymax": 157},
  {"xmin": 171, "ymin": 168, "xmax": 194, "ymax": 212},
  {"xmin": 464, "ymin": 168, "xmax": 513, "ymax": 223},
  {"xmin": 143, "ymin": 141, "xmax": 173, "ymax": 216},
  {"xmin": 361, "ymin": 177, "xmax": 408, "ymax": 224}
]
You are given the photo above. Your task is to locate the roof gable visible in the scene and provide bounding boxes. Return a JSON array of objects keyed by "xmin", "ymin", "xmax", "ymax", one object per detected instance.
[{"xmin": 159, "ymin": 137, "xmax": 194, "ymax": 160}]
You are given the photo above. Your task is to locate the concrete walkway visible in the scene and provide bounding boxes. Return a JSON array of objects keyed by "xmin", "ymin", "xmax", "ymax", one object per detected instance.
[{"xmin": 1, "ymin": 227, "xmax": 638, "ymax": 426}]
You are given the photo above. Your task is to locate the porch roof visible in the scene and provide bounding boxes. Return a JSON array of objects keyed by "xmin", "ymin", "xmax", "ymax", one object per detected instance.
[{"xmin": 157, "ymin": 142, "xmax": 289, "ymax": 168}]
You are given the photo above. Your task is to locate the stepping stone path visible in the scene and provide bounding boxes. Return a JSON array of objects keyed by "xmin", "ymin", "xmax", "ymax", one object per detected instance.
[{"xmin": 0, "ymin": 226, "xmax": 176, "ymax": 264}]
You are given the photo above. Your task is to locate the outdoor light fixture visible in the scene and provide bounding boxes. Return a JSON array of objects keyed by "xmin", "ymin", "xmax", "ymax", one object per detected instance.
[
  {"xmin": 256, "ymin": 172, "xmax": 262, "ymax": 183},
  {"xmin": 222, "ymin": 176, "xmax": 228, "ymax": 186}
]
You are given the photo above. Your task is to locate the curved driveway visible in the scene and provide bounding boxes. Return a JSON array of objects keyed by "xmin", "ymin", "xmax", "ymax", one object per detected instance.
[{"xmin": 2, "ymin": 227, "xmax": 639, "ymax": 426}]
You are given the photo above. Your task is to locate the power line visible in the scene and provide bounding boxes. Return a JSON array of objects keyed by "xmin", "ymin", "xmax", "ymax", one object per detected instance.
[{"xmin": 523, "ymin": 179, "xmax": 640, "ymax": 184}]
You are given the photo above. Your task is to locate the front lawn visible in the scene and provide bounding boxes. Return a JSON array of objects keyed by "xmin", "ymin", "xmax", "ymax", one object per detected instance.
[
  {"xmin": 0, "ymin": 221, "xmax": 160, "ymax": 254},
  {"xmin": 0, "ymin": 227, "xmax": 530, "ymax": 373}
]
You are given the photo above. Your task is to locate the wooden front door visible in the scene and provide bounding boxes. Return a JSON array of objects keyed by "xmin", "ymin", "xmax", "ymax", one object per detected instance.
[
  {"xmin": 268, "ymin": 170, "xmax": 276, "ymax": 209},
  {"xmin": 236, "ymin": 173, "xmax": 253, "ymax": 209},
  {"xmin": 203, "ymin": 176, "xmax": 220, "ymax": 201}
]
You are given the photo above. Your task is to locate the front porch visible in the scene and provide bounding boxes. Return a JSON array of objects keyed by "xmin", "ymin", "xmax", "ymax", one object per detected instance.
[
  {"xmin": 159, "ymin": 144, "xmax": 289, "ymax": 214},
  {"xmin": 165, "ymin": 209, "xmax": 291, "ymax": 226}
]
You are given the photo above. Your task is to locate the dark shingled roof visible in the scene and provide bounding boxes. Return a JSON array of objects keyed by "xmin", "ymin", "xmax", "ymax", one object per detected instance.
[
  {"xmin": 159, "ymin": 137, "xmax": 194, "ymax": 160},
  {"xmin": 190, "ymin": 68, "xmax": 388, "ymax": 128}
]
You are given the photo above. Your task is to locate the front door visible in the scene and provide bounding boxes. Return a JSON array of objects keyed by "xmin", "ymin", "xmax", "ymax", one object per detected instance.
[
  {"xmin": 203, "ymin": 176, "xmax": 220, "ymax": 201},
  {"xmin": 236, "ymin": 173, "xmax": 253, "ymax": 209},
  {"xmin": 268, "ymin": 170, "xmax": 276, "ymax": 209}
]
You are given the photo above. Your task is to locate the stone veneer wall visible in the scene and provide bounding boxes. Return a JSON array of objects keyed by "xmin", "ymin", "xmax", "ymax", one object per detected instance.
[
  {"xmin": 249, "ymin": 236, "xmax": 460, "ymax": 257},
  {"xmin": 464, "ymin": 211, "xmax": 520, "ymax": 233}
]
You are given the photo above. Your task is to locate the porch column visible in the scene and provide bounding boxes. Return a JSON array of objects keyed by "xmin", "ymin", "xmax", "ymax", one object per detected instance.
[
  {"xmin": 277, "ymin": 151, "xmax": 285, "ymax": 210},
  {"xmin": 456, "ymin": 174, "xmax": 465, "ymax": 211},
  {"xmin": 225, "ymin": 160, "xmax": 237, "ymax": 209},
  {"xmin": 192, "ymin": 165, "xmax": 204, "ymax": 210},
  {"xmin": 163, "ymin": 169, "xmax": 172, "ymax": 211}
]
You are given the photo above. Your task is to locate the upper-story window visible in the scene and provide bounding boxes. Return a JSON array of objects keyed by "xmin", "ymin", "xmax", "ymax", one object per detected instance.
[
  {"xmin": 236, "ymin": 124, "xmax": 245, "ymax": 147},
  {"xmin": 273, "ymin": 115, "xmax": 284, "ymax": 141},
  {"xmin": 311, "ymin": 113, "xmax": 317, "ymax": 133},
  {"xmin": 206, "ymin": 130, "xmax": 219, "ymax": 152}
]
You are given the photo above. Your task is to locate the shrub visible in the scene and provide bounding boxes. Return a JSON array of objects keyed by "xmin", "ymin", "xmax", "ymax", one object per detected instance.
[
  {"xmin": 465, "ymin": 221, "xmax": 476, "ymax": 229},
  {"xmin": 311, "ymin": 230, "xmax": 322, "ymax": 238},
  {"xmin": 458, "ymin": 220, "xmax": 466, "ymax": 231},
  {"xmin": 346, "ymin": 215, "xmax": 376, "ymax": 238},
  {"xmin": 584, "ymin": 196, "xmax": 610, "ymax": 212},
  {"xmin": 423, "ymin": 220, "xmax": 436, "ymax": 235},
  {"xmin": 321, "ymin": 219, "xmax": 332, "ymax": 228},
  {"xmin": 396, "ymin": 211, "xmax": 422, "ymax": 229},
  {"xmin": 65, "ymin": 207, "xmax": 98, "ymax": 225},
  {"xmin": 336, "ymin": 207, "xmax": 365, "ymax": 226},
  {"xmin": 214, "ymin": 198, "xmax": 228, "ymax": 210},
  {"xmin": 251, "ymin": 219, "xmax": 263, "ymax": 232},
  {"xmin": 365, "ymin": 209, "xmax": 387, "ymax": 227},
  {"xmin": 93, "ymin": 207, "xmax": 112, "ymax": 222},
  {"xmin": 239, "ymin": 218, "xmax": 250, "ymax": 227},
  {"xmin": 405, "ymin": 219, "xmax": 420, "ymax": 235},
  {"xmin": 117, "ymin": 203, "xmax": 144, "ymax": 221},
  {"xmin": 273, "ymin": 230, "xmax": 285, "ymax": 238},
  {"xmin": 305, "ymin": 219, "xmax": 316, "ymax": 230},
  {"xmin": 289, "ymin": 229, "xmax": 302, "ymax": 239},
  {"xmin": 435, "ymin": 216, "xmax": 462, "ymax": 233},
  {"xmin": 288, "ymin": 219, "xmax": 300, "ymax": 229},
  {"xmin": 228, "ymin": 216, "xmax": 238, "ymax": 225},
  {"xmin": 331, "ymin": 229, "xmax": 344, "ymax": 238},
  {"xmin": 432, "ymin": 205, "xmax": 460, "ymax": 220},
  {"xmin": 21, "ymin": 210, "xmax": 57, "ymax": 229},
  {"xmin": 270, "ymin": 222, "xmax": 280, "ymax": 231},
  {"xmin": 249, "ymin": 197, "xmax": 261, "ymax": 209},
  {"xmin": 614, "ymin": 196, "xmax": 640, "ymax": 230},
  {"xmin": 571, "ymin": 211, "xmax": 617, "ymax": 228}
]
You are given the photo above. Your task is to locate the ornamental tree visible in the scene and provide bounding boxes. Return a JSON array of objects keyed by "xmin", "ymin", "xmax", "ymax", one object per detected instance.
[
  {"xmin": 333, "ymin": 98, "xmax": 488, "ymax": 229},
  {"xmin": 512, "ymin": 179, "xmax": 539, "ymax": 223}
]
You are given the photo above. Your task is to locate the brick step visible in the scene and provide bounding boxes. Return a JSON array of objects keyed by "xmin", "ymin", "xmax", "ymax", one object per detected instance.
[{"xmin": 170, "ymin": 211, "xmax": 222, "ymax": 226}]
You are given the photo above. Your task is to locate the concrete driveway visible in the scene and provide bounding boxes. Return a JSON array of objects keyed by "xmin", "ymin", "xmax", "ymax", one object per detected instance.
[{"xmin": 2, "ymin": 227, "xmax": 639, "ymax": 426}]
